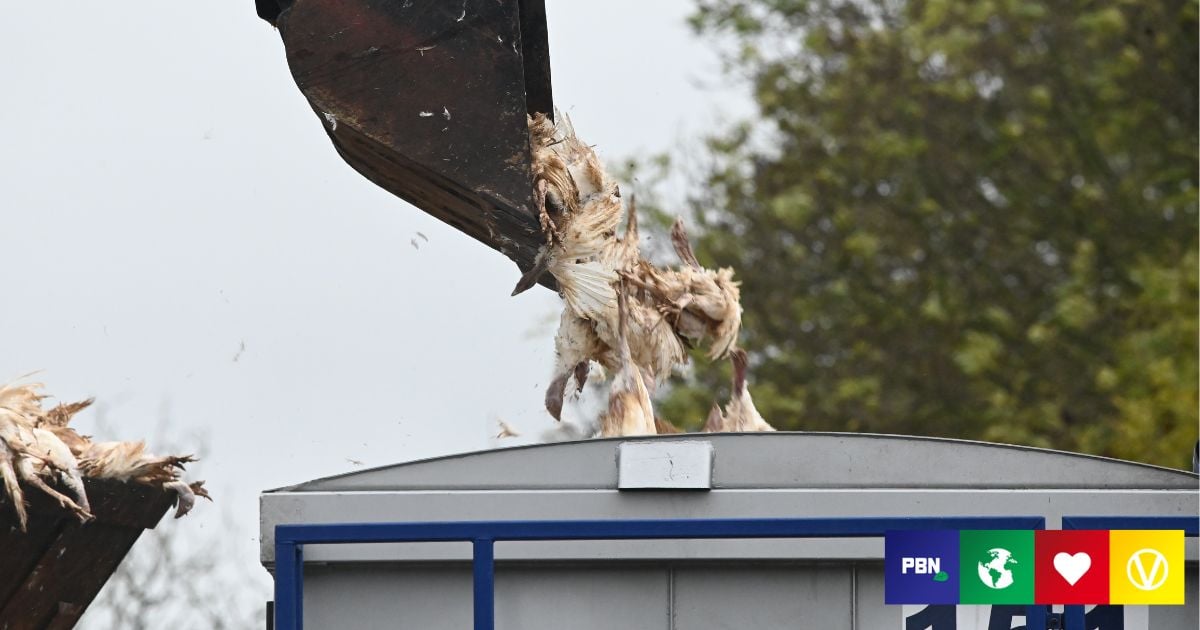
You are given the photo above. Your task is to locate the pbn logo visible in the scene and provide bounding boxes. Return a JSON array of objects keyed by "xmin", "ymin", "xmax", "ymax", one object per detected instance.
[
  {"xmin": 902, "ymin": 557, "xmax": 941, "ymax": 575},
  {"xmin": 900, "ymin": 556, "xmax": 950, "ymax": 583}
]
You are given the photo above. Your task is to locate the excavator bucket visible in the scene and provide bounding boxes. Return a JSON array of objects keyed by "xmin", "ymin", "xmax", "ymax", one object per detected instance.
[{"xmin": 255, "ymin": 0, "xmax": 554, "ymax": 287}]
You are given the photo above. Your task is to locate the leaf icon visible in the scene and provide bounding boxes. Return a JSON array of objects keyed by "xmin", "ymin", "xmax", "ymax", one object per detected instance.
[{"xmin": 933, "ymin": 571, "xmax": 949, "ymax": 582}]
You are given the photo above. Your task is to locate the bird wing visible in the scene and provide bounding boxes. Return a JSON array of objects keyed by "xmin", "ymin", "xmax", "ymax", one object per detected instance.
[{"xmin": 557, "ymin": 260, "xmax": 618, "ymax": 320}]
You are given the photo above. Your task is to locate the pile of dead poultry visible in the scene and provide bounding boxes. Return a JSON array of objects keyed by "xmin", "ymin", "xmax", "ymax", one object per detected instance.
[
  {"xmin": 515, "ymin": 113, "xmax": 775, "ymax": 438},
  {"xmin": 0, "ymin": 379, "xmax": 208, "ymax": 532}
]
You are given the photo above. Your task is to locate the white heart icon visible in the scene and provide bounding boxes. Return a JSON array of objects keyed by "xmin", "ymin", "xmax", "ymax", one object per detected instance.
[{"xmin": 1054, "ymin": 552, "xmax": 1092, "ymax": 586}]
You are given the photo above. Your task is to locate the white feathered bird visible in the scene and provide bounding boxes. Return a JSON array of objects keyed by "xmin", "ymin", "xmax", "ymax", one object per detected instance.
[
  {"xmin": 519, "ymin": 114, "xmax": 687, "ymax": 421},
  {"xmin": 627, "ymin": 217, "xmax": 743, "ymax": 360},
  {"xmin": 40, "ymin": 398, "xmax": 210, "ymax": 519},
  {"xmin": 0, "ymin": 380, "xmax": 209, "ymax": 530},
  {"xmin": 0, "ymin": 381, "xmax": 92, "ymax": 530}
]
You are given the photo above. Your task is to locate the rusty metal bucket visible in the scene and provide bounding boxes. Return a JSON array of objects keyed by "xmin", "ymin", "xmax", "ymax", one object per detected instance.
[{"xmin": 256, "ymin": 0, "xmax": 553, "ymax": 286}]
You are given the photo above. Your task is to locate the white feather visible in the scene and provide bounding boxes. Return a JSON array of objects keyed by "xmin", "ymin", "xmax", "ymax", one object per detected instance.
[{"xmin": 556, "ymin": 261, "xmax": 617, "ymax": 319}]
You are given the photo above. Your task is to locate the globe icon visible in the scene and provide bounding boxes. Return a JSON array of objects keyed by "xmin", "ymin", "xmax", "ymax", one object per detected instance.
[{"xmin": 976, "ymin": 547, "xmax": 1017, "ymax": 589}]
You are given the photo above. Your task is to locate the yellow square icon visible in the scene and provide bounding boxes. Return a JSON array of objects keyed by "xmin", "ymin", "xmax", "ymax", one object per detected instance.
[{"xmin": 1108, "ymin": 530, "xmax": 1185, "ymax": 605}]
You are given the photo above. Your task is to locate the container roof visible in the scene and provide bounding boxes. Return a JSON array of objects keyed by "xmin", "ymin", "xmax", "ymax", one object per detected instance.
[{"xmin": 270, "ymin": 433, "xmax": 1197, "ymax": 493}]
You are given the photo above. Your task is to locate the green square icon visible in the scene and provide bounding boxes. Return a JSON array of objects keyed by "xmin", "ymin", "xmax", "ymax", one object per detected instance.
[{"xmin": 959, "ymin": 530, "xmax": 1035, "ymax": 604}]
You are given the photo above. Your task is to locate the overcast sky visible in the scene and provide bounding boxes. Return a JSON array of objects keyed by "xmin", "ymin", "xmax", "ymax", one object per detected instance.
[{"xmin": 1, "ymin": 0, "xmax": 752, "ymax": 622}]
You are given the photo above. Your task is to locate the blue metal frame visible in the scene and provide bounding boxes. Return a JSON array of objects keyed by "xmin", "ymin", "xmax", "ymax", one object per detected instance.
[
  {"xmin": 272, "ymin": 515, "xmax": 1045, "ymax": 630},
  {"xmin": 1059, "ymin": 515, "xmax": 1199, "ymax": 630},
  {"xmin": 1061, "ymin": 515, "xmax": 1199, "ymax": 537}
]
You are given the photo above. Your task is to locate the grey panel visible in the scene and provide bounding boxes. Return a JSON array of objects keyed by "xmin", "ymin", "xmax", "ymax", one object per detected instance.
[
  {"xmin": 853, "ymin": 564, "xmax": 901, "ymax": 630},
  {"xmin": 672, "ymin": 565, "xmax": 852, "ymax": 629},
  {"xmin": 496, "ymin": 567, "xmax": 668, "ymax": 630},
  {"xmin": 303, "ymin": 564, "xmax": 667, "ymax": 630},
  {"xmin": 303, "ymin": 564, "xmax": 471, "ymax": 630},
  {"xmin": 274, "ymin": 434, "xmax": 1198, "ymax": 493}
]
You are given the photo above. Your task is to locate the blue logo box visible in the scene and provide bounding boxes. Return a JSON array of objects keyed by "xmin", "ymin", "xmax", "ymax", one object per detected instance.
[{"xmin": 885, "ymin": 530, "xmax": 959, "ymax": 604}]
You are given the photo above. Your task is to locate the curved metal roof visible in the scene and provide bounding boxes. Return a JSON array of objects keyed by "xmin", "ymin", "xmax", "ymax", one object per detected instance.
[{"xmin": 273, "ymin": 433, "xmax": 1197, "ymax": 493}]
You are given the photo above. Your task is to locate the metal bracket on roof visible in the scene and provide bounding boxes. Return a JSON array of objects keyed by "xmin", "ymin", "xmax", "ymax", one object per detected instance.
[{"xmin": 618, "ymin": 441, "xmax": 714, "ymax": 490}]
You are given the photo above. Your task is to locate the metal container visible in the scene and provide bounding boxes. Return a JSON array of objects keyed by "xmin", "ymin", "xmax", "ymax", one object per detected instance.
[{"xmin": 260, "ymin": 433, "xmax": 1198, "ymax": 629}]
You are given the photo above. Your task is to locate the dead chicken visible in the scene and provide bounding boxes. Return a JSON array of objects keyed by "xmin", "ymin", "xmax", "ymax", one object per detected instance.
[
  {"xmin": 78, "ymin": 441, "xmax": 209, "ymax": 518},
  {"xmin": 598, "ymin": 283, "xmax": 657, "ymax": 437},
  {"xmin": 518, "ymin": 116, "xmax": 754, "ymax": 426},
  {"xmin": 39, "ymin": 398, "xmax": 210, "ymax": 519},
  {"xmin": 600, "ymin": 210, "xmax": 691, "ymax": 378},
  {"xmin": 703, "ymin": 349, "xmax": 776, "ymax": 433},
  {"xmin": 0, "ymin": 381, "xmax": 93, "ymax": 530},
  {"xmin": 628, "ymin": 217, "xmax": 743, "ymax": 360},
  {"xmin": 521, "ymin": 113, "xmax": 686, "ymax": 419}
]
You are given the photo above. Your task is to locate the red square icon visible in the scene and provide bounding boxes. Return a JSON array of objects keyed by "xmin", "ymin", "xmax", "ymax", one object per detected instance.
[{"xmin": 1035, "ymin": 530, "xmax": 1110, "ymax": 604}]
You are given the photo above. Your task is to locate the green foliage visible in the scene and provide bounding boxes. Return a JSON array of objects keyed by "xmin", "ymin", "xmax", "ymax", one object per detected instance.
[{"xmin": 663, "ymin": 0, "xmax": 1198, "ymax": 468}]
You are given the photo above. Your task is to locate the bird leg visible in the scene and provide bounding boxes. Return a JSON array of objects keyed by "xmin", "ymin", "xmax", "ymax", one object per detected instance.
[
  {"xmin": 16, "ymin": 458, "xmax": 92, "ymax": 522},
  {"xmin": 57, "ymin": 468, "xmax": 91, "ymax": 516}
]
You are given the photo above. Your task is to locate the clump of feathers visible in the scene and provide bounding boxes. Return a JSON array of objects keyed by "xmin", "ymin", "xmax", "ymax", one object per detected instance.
[
  {"xmin": 0, "ymin": 379, "xmax": 210, "ymax": 532},
  {"xmin": 517, "ymin": 113, "xmax": 775, "ymax": 437}
]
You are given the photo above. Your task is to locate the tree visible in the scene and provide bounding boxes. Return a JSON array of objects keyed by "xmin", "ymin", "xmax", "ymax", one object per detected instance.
[{"xmin": 657, "ymin": 0, "xmax": 1198, "ymax": 468}]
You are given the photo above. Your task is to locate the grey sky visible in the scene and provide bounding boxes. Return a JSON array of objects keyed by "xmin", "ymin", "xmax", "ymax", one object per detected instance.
[{"xmin": 1, "ymin": 0, "xmax": 752, "ymax": 620}]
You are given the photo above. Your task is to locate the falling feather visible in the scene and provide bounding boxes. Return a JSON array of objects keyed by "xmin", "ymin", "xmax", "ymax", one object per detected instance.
[{"xmin": 495, "ymin": 419, "xmax": 521, "ymax": 439}]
